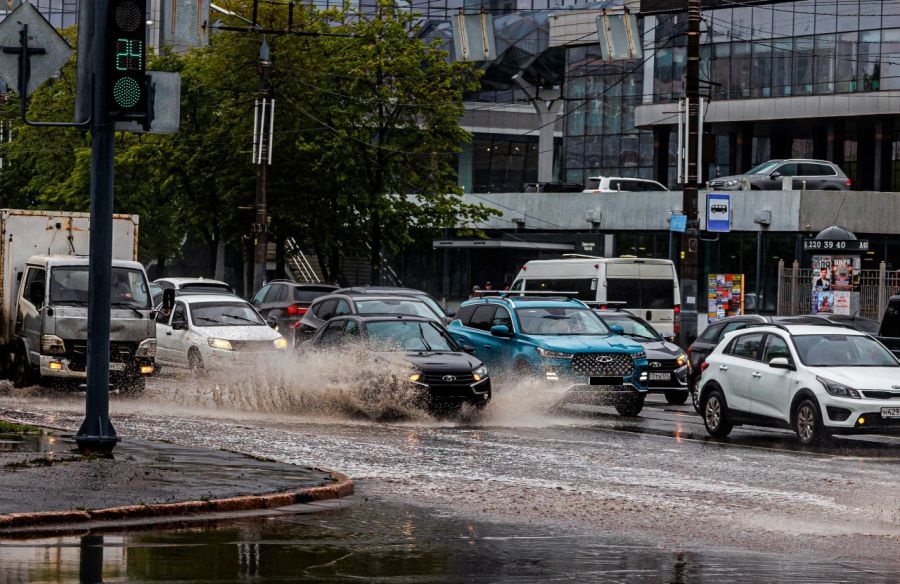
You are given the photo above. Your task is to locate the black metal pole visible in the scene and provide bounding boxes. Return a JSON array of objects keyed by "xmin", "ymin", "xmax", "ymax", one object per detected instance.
[
  {"xmin": 77, "ymin": 0, "xmax": 118, "ymax": 453},
  {"xmin": 253, "ymin": 38, "xmax": 271, "ymax": 292}
]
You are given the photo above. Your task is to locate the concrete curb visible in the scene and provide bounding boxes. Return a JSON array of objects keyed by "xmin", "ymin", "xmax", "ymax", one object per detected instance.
[{"xmin": 0, "ymin": 470, "xmax": 353, "ymax": 530}]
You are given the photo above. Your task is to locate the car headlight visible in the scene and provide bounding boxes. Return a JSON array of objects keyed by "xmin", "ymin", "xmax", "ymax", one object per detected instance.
[
  {"xmin": 208, "ymin": 338, "xmax": 233, "ymax": 351},
  {"xmin": 40, "ymin": 334, "xmax": 66, "ymax": 355},
  {"xmin": 136, "ymin": 338, "xmax": 156, "ymax": 358},
  {"xmin": 722, "ymin": 180, "xmax": 739, "ymax": 186},
  {"xmin": 816, "ymin": 375, "xmax": 860, "ymax": 399},
  {"xmin": 273, "ymin": 337, "xmax": 287, "ymax": 350},
  {"xmin": 409, "ymin": 372, "xmax": 423, "ymax": 382},
  {"xmin": 676, "ymin": 353, "xmax": 687, "ymax": 367},
  {"xmin": 631, "ymin": 350, "xmax": 646, "ymax": 360},
  {"xmin": 536, "ymin": 347, "xmax": 574, "ymax": 359},
  {"xmin": 473, "ymin": 365, "xmax": 488, "ymax": 381}
]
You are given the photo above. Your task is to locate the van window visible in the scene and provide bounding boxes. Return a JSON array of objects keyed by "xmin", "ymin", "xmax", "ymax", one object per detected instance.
[
  {"xmin": 606, "ymin": 278, "xmax": 674, "ymax": 309},
  {"xmin": 524, "ymin": 278, "xmax": 597, "ymax": 301}
]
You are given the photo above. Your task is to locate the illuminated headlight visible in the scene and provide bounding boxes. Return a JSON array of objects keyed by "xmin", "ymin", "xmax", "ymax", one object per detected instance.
[
  {"xmin": 409, "ymin": 372, "xmax": 422, "ymax": 382},
  {"xmin": 41, "ymin": 335, "xmax": 66, "ymax": 355},
  {"xmin": 273, "ymin": 337, "xmax": 288, "ymax": 350},
  {"xmin": 536, "ymin": 347, "xmax": 574, "ymax": 359},
  {"xmin": 639, "ymin": 371, "xmax": 649, "ymax": 381},
  {"xmin": 208, "ymin": 338, "xmax": 233, "ymax": 351},
  {"xmin": 473, "ymin": 365, "xmax": 487, "ymax": 381},
  {"xmin": 631, "ymin": 350, "xmax": 646, "ymax": 360},
  {"xmin": 676, "ymin": 353, "xmax": 687, "ymax": 367},
  {"xmin": 716, "ymin": 179, "xmax": 738, "ymax": 187},
  {"xmin": 816, "ymin": 375, "xmax": 860, "ymax": 399},
  {"xmin": 136, "ymin": 338, "xmax": 156, "ymax": 358}
]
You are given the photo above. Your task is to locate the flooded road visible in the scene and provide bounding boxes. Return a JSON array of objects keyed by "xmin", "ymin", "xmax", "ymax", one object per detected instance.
[{"xmin": 1, "ymin": 370, "xmax": 899, "ymax": 580}]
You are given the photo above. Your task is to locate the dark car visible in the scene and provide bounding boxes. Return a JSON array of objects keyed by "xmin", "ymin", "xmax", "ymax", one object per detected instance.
[
  {"xmin": 595, "ymin": 309, "xmax": 690, "ymax": 405},
  {"xmin": 295, "ymin": 293, "xmax": 444, "ymax": 345},
  {"xmin": 335, "ymin": 286, "xmax": 447, "ymax": 322},
  {"xmin": 251, "ymin": 281, "xmax": 339, "ymax": 333},
  {"xmin": 304, "ymin": 315, "xmax": 491, "ymax": 411},
  {"xmin": 707, "ymin": 159, "xmax": 850, "ymax": 191},
  {"xmin": 686, "ymin": 313, "xmax": 879, "ymax": 411}
]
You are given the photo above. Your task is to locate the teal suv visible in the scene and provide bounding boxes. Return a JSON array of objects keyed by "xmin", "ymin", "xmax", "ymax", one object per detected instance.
[{"xmin": 447, "ymin": 295, "xmax": 650, "ymax": 415}]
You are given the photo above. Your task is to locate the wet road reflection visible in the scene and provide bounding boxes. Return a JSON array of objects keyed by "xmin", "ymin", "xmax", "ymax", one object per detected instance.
[{"xmin": 2, "ymin": 501, "xmax": 897, "ymax": 583}]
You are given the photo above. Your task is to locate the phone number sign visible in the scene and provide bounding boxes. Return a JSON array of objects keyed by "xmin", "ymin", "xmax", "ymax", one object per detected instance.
[{"xmin": 803, "ymin": 239, "xmax": 870, "ymax": 251}]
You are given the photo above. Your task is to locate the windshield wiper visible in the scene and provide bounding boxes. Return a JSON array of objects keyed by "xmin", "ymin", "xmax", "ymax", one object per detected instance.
[
  {"xmin": 222, "ymin": 314, "xmax": 262, "ymax": 325},
  {"xmin": 111, "ymin": 302, "xmax": 145, "ymax": 317},
  {"xmin": 417, "ymin": 326, "xmax": 432, "ymax": 351}
]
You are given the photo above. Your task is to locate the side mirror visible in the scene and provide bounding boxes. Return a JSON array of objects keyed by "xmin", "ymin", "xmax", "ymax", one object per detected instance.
[
  {"xmin": 770, "ymin": 171, "xmax": 782, "ymax": 179},
  {"xmin": 490, "ymin": 325, "xmax": 512, "ymax": 337},
  {"xmin": 267, "ymin": 316, "xmax": 278, "ymax": 329},
  {"xmin": 663, "ymin": 333, "xmax": 676, "ymax": 342},
  {"xmin": 609, "ymin": 325, "xmax": 625, "ymax": 335},
  {"xmin": 162, "ymin": 288, "xmax": 176, "ymax": 312},
  {"xmin": 171, "ymin": 321, "xmax": 187, "ymax": 331},
  {"xmin": 462, "ymin": 344, "xmax": 476, "ymax": 354},
  {"xmin": 768, "ymin": 357, "xmax": 795, "ymax": 370}
]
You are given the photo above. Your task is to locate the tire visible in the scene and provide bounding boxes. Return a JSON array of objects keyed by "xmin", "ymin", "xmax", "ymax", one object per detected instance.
[
  {"xmin": 691, "ymin": 385, "xmax": 702, "ymax": 414},
  {"xmin": 12, "ymin": 348, "xmax": 36, "ymax": 388},
  {"xmin": 793, "ymin": 398, "xmax": 830, "ymax": 446},
  {"xmin": 188, "ymin": 350, "xmax": 207, "ymax": 378},
  {"xmin": 614, "ymin": 393, "xmax": 645, "ymax": 417},
  {"xmin": 702, "ymin": 387, "xmax": 733, "ymax": 438},
  {"xmin": 665, "ymin": 390, "xmax": 689, "ymax": 405}
]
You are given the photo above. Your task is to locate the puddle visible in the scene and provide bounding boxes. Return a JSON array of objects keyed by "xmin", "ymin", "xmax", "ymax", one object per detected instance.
[{"xmin": 0, "ymin": 429, "xmax": 55, "ymax": 453}]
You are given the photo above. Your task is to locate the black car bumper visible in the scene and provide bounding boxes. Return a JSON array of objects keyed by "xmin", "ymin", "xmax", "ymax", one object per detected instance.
[
  {"xmin": 418, "ymin": 377, "xmax": 492, "ymax": 408},
  {"xmin": 646, "ymin": 365, "xmax": 690, "ymax": 393}
]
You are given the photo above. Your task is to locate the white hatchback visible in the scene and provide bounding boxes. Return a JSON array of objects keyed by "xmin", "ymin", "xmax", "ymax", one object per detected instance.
[
  {"xmin": 697, "ymin": 324, "xmax": 900, "ymax": 445},
  {"xmin": 155, "ymin": 294, "xmax": 287, "ymax": 375}
]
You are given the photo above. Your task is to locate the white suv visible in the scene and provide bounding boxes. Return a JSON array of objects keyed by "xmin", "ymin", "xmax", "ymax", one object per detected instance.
[
  {"xmin": 697, "ymin": 324, "xmax": 900, "ymax": 445},
  {"xmin": 583, "ymin": 176, "xmax": 668, "ymax": 193}
]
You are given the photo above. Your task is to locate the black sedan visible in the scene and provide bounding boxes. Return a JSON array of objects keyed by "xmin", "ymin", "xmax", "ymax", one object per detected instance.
[
  {"xmin": 303, "ymin": 315, "xmax": 491, "ymax": 411},
  {"xmin": 595, "ymin": 309, "xmax": 690, "ymax": 405}
]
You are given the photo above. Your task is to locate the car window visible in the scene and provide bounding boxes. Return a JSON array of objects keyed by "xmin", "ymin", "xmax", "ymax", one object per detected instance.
[
  {"xmin": 335, "ymin": 299, "xmax": 352, "ymax": 317},
  {"xmin": 317, "ymin": 320, "xmax": 346, "ymax": 347},
  {"xmin": 727, "ymin": 332, "xmax": 764, "ymax": 360},
  {"xmin": 454, "ymin": 304, "xmax": 477, "ymax": 325},
  {"xmin": 365, "ymin": 320, "xmax": 456, "ymax": 352},
  {"xmin": 190, "ymin": 301, "xmax": 265, "ymax": 326},
  {"xmin": 776, "ymin": 163, "xmax": 797, "ymax": 176},
  {"xmin": 469, "ymin": 305, "xmax": 498, "ymax": 331},
  {"xmin": 794, "ymin": 334, "xmax": 898, "ymax": 367},
  {"xmin": 698, "ymin": 322, "xmax": 724, "ymax": 343},
  {"xmin": 22, "ymin": 267, "xmax": 46, "ymax": 306},
  {"xmin": 252, "ymin": 285, "xmax": 269, "ymax": 305},
  {"xmin": 180, "ymin": 283, "xmax": 233, "ymax": 294},
  {"xmin": 585, "ymin": 178, "xmax": 602, "ymax": 190},
  {"xmin": 355, "ymin": 299, "xmax": 436, "ymax": 320},
  {"xmin": 882, "ymin": 300, "xmax": 900, "ymax": 337},
  {"xmin": 315, "ymin": 299, "xmax": 338, "ymax": 320},
  {"xmin": 601, "ymin": 314, "xmax": 660, "ymax": 340},
  {"xmin": 515, "ymin": 307, "xmax": 611, "ymax": 335},
  {"xmin": 492, "ymin": 307, "xmax": 513, "ymax": 329},
  {"xmin": 345, "ymin": 320, "xmax": 360, "ymax": 337},
  {"xmin": 816, "ymin": 163, "xmax": 836, "ymax": 176},
  {"xmin": 763, "ymin": 334, "xmax": 792, "ymax": 363},
  {"xmin": 721, "ymin": 320, "xmax": 756, "ymax": 337},
  {"xmin": 509, "ymin": 280, "xmax": 524, "ymax": 293},
  {"xmin": 524, "ymin": 278, "xmax": 597, "ymax": 302},
  {"xmin": 609, "ymin": 179, "xmax": 623, "ymax": 191},
  {"xmin": 293, "ymin": 287, "xmax": 336, "ymax": 302},
  {"xmin": 172, "ymin": 303, "xmax": 188, "ymax": 328},
  {"xmin": 156, "ymin": 305, "xmax": 172, "ymax": 324}
]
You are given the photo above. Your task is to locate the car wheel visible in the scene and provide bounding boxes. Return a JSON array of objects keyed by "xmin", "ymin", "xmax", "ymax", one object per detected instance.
[
  {"xmin": 188, "ymin": 350, "xmax": 207, "ymax": 378},
  {"xmin": 665, "ymin": 390, "xmax": 689, "ymax": 405},
  {"xmin": 702, "ymin": 387, "xmax": 733, "ymax": 438},
  {"xmin": 793, "ymin": 398, "xmax": 830, "ymax": 446},
  {"xmin": 614, "ymin": 393, "xmax": 645, "ymax": 416},
  {"xmin": 691, "ymin": 384, "xmax": 702, "ymax": 414},
  {"xmin": 12, "ymin": 347, "xmax": 36, "ymax": 388}
]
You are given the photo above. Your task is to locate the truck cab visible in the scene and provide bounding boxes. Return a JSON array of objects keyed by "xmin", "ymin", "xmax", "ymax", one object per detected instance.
[{"xmin": 12, "ymin": 255, "xmax": 156, "ymax": 390}]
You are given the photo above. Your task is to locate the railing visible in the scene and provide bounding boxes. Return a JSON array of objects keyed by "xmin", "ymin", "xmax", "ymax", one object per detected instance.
[
  {"xmin": 285, "ymin": 237, "xmax": 319, "ymax": 283},
  {"xmin": 777, "ymin": 260, "xmax": 897, "ymax": 319}
]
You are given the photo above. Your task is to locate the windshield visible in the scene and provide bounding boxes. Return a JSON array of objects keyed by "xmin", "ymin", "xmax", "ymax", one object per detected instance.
[
  {"xmin": 601, "ymin": 314, "xmax": 660, "ymax": 341},
  {"xmin": 365, "ymin": 320, "xmax": 457, "ymax": 352},
  {"xmin": 190, "ymin": 302, "xmax": 265, "ymax": 327},
  {"xmin": 356, "ymin": 299, "xmax": 439, "ymax": 321},
  {"xmin": 180, "ymin": 283, "xmax": 233, "ymax": 294},
  {"xmin": 50, "ymin": 266, "xmax": 151, "ymax": 309},
  {"xmin": 746, "ymin": 161, "xmax": 781, "ymax": 175},
  {"xmin": 516, "ymin": 307, "xmax": 611, "ymax": 335},
  {"xmin": 793, "ymin": 334, "xmax": 899, "ymax": 367}
]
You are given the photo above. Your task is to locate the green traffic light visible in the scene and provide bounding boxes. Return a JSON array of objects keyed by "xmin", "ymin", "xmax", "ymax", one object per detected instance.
[{"xmin": 113, "ymin": 77, "xmax": 141, "ymax": 108}]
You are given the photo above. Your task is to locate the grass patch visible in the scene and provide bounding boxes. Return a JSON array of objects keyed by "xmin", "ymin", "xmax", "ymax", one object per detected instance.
[{"xmin": 0, "ymin": 421, "xmax": 41, "ymax": 434}]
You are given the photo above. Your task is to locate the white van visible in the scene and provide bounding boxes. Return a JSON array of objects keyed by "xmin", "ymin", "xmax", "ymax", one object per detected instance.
[{"xmin": 509, "ymin": 257, "xmax": 681, "ymax": 335}]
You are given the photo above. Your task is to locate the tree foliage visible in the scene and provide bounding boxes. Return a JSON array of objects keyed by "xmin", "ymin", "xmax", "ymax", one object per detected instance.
[{"xmin": 0, "ymin": 1, "xmax": 495, "ymax": 283}]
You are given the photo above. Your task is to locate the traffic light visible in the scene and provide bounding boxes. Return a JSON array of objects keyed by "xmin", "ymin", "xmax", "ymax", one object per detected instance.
[{"xmin": 109, "ymin": 0, "xmax": 149, "ymax": 123}]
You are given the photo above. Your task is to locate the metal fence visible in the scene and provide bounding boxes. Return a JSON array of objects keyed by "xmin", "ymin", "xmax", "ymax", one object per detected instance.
[{"xmin": 777, "ymin": 261, "xmax": 900, "ymax": 319}]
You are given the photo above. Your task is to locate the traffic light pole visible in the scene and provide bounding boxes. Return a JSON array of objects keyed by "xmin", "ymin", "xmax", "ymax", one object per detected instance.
[
  {"xmin": 252, "ymin": 38, "xmax": 272, "ymax": 293},
  {"xmin": 76, "ymin": 0, "xmax": 118, "ymax": 453},
  {"xmin": 679, "ymin": 0, "xmax": 702, "ymax": 345}
]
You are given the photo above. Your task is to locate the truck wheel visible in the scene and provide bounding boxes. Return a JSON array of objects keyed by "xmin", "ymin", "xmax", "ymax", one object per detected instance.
[
  {"xmin": 188, "ymin": 350, "xmax": 207, "ymax": 378},
  {"xmin": 12, "ymin": 348, "xmax": 35, "ymax": 388}
]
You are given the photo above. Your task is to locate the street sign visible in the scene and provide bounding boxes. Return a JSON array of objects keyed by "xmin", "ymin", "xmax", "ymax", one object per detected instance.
[
  {"xmin": 669, "ymin": 213, "xmax": 687, "ymax": 233},
  {"xmin": 803, "ymin": 239, "xmax": 870, "ymax": 252},
  {"xmin": 0, "ymin": 2, "xmax": 72, "ymax": 97},
  {"xmin": 706, "ymin": 192, "xmax": 731, "ymax": 233}
]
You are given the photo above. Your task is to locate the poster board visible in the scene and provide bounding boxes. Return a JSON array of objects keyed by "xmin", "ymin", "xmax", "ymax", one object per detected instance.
[
  {"xmin": 811, "ymin": 255, "xmax": 860, "ymax": 315},
  {"xmin": 707, "ymin": 273, "xmax": 744, "ymax": 323}
]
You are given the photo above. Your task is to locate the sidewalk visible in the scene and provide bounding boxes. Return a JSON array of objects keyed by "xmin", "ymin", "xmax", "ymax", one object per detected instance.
[{"xmin": 0, "ymin": 426, "xmax": 353, "ymax": 533}]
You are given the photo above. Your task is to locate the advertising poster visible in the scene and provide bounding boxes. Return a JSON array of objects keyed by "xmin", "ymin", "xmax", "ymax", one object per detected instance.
[
  {"xmin": 812, "ymin": 255, "xmax": 860, "ymax": 314},
  {"xmin": 833, "ymin": 291, "xmax": 852, "ymax": 315},
  {"xmin": 830, "ymin": 256, "xmax": 860, "ymax": 291},
  {"xmin": 707, "ymin": 273, "xmax": 744, "ymax": 323}
]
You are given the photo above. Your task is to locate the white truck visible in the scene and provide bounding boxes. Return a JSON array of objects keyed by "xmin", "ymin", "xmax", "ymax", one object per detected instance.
[{"xmin": 0, "ymin": 210, "xmax": 156, "ymax": 390}]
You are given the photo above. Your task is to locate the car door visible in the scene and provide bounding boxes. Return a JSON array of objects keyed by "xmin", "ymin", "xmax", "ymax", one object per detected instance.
[
  {"xmin": 460, "ymin": 305, "xmax": 499, "ymax": 367},
  {"xmin": 166, "ymin": 302, "xmax": 191, "ymax": 366},
  {"xmin": 488, "ymin": 306, "xmax": 516, "ymax": 365},
  {"xmin": 155, "ymin": 306, "xmax": 176, "ymax": 365},
  {"xmin": 258, "ymin": 283, "xmax": 287, "ymax": 319},
  {"xmin": 718, "ymin": 331, "xmax": 765, "ymax": 414},
  {"xmin": 767, "ymin": 162, "xmax": 797, "ymax": 189},
  {"xmin": 751, "ymin": 333, "xmax": 797, "ymax": 423},
  {"xmin": 18, "ymin": 266, "xmax": 46, "ymax": 364}
]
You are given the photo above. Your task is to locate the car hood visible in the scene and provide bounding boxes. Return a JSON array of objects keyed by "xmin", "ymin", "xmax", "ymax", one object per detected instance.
[
  {"xmin": 374, "ymin": 351, "xmax": 483, "ymax": 372},
  {"xmin": 808, "ymin": 367, "xmax": 900, "ymax": 389},
  {"xmin": 529, "ymin": 334, "xmax": 642, "ymax": 353},
  {"xmin": 191, "ymin": 325, "xmax": 280, "ymax": 341},
  {"xmin": 708, "ymin": 174, "xmax": 746, "ymax": 184},
  {"xmin": 634, "ymin": 340, "xmax": 684, "ymax": 359}
]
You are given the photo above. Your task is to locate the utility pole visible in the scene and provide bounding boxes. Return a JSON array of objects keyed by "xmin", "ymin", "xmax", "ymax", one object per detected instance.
[
  {"xmin": 252, "ymin": 36, "xmax": 272, "ymax": 292},
  {"xmin": 679, "ymin": 0, "xmax": 702, "ymax": 344}
]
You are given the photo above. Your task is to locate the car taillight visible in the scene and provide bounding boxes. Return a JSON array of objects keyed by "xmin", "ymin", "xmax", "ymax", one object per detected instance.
[
  {"xmin": 287, "ymin": 304, "xmax": 308, "ymax": 316},
  {"xmin": 846, "ymin": 178, "xmax": 852, "ymax": 188},
  {"xmin": 674, "ymin": 304, "xmax": 681, "ymax": 334},
  {"xmin": 700, "ymin": 361, "xmax": 709, "ymax": 372}
]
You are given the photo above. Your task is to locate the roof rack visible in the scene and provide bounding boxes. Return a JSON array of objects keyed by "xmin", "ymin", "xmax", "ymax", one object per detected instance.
[
  {"xmin": 584, "ymin": 300, "xmax": 628, "ymax": 310},
  {"xmin": 474, "ymin": 290, "xmax": 581, "ymax": 299}
]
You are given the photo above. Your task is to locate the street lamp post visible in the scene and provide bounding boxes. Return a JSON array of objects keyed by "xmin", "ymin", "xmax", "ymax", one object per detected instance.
[{"xmin": 252, "ymin": 36, "xmax": 273, "ymax": 292}]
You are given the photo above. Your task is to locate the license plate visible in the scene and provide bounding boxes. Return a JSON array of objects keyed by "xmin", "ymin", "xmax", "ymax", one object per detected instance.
[
  {"xmin": 649, "ymin": 372, "xmax": 671, "ymax": 381},
  {"xmin": 881, "ymin": 407, "xmax": 900, "ymax": 418},
  {"xmin": 109, "ymin": 362, "xmax": 126, "ymax": 371},
  {"xmin": 589, "ymin": 376, "xmax": 623, "ymax": 385}
]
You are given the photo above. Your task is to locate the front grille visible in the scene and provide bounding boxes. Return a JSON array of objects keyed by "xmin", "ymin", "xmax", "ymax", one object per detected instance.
[
  {"xmin": 647, "ymin": 358, "xmax": 680, "ymax": 372},
  {"xmin": 862, "ymin": 391, "xmax": 900, "ymax": 400},
  {"xmin": 422, "ymin": 372, "xmax": 474, "ymax": 384},
  {"xmin": 572, "ymin": 353, "xmax": 635, "ymax": 377},
  {"xmin": 230, "ymin": 340, "xmax": 276, "ymax": 352},
  {"xmin": 65, "ymin": 340, "xmax": 136, "ymax": 372}
]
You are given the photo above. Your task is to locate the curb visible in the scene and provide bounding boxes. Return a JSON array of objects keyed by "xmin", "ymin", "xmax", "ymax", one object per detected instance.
[{"xmin": 0, "ymin": 470, "xmax": 353, "ymax": 530}]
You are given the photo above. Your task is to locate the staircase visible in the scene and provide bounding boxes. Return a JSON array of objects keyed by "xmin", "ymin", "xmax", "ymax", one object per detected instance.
[{"xmin": 284, "ymin": 238, "xmax": 326, "ymax": 283}]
